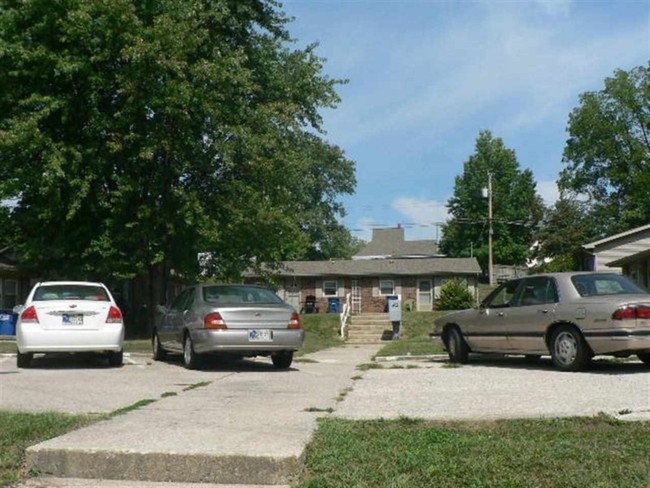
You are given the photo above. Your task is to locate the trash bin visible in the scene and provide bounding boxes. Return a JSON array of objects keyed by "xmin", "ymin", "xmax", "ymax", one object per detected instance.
[
  {"xmin": 327, "ymin": 297, "xmax": 340, "ymax": 313},
  {"xmin": 384, "ymin": 295, "xmax": 398, "ymax": 312},
  {"xmin": 0, "ymin": 310, "xmax": 17, "ymax": 336}
]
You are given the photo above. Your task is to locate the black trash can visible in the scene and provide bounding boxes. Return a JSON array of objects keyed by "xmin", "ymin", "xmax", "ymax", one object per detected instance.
[
  {"xmin": 327, "ymin": 297, "xmax": 340, "ymax": 313},
  {"xmin": 0, "ymin": 310, "xmax": 17, "ymax": 336}
]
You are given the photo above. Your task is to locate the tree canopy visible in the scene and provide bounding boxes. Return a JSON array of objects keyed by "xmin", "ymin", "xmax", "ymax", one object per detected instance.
[
  {"xmin": 560, "ymin": 64, "xmax": 649, "ymax": 236},
  {"xmin": 439, "ymin": 131, "xmax": 544, "ymax": 272},
  {"xmin": 0, "ymin": 0, "xmax": 356, "ymax": 282}
]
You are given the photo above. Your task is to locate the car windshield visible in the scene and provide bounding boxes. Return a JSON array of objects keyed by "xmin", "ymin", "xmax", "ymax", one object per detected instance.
[
  {"xmin": 202, "ymin": 285, "xmax": 283, "ymax": 305},
  {"xmin": 33, "ymin": 285, "xmax": 109, "ymax": 301},
  {"xmin": 571, "ymin": 274, "xmax": 647, "ymax": 297}
]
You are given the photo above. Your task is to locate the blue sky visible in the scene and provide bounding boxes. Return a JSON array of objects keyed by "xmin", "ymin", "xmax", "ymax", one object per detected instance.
[{"xmin": 281, "ymin": 0, "xmax": 649, "ymax": 241}]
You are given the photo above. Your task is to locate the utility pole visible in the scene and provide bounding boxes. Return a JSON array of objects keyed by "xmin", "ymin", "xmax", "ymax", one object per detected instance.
[{"xmin": 487, "ymin": 172, "xmax": 495, "ymax": 286}]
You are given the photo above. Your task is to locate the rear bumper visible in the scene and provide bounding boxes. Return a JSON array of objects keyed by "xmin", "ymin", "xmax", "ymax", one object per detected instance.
[
  {"xmin": 17, "ymin": 323, "xmax": 124, "ymax": 353},
  {"xmin": 191, "ymin": 328, "xmax": 305, "ymax": 354},
  {"xmin": 585, "ymin": 329, "xmax": 650, "ymax": 355}
]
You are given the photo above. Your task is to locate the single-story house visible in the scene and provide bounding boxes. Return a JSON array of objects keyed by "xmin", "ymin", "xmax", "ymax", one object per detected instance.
[
  {"xmin": 246, "ymin": 227, "xmax": 481, "ymax": 313},
  {"xmin": 582, "ymin": 223, "xmax": 650, "ymax": 273}
]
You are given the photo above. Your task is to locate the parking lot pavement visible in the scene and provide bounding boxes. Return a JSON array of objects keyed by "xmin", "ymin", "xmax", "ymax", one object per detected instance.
[
  {"xmin": 0, "ymin": 353, "xmax": 234, "ymax": 414},
  {"xmin": 334, "ymin": 355, "xmax": 650, "ymax": 422}
]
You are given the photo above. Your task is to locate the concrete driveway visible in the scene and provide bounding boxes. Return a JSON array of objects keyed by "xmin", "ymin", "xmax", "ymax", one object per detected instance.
[{"xmin": 1, "ymin": 349, "xmax": 649, "ymax": 488}]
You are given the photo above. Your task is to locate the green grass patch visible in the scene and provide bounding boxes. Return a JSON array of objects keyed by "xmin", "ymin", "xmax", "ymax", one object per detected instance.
[
  {"xmin": 297, "ymin": 415, "xmax": 650, "ymax": 487},
  {"xmin": 0, "ymin": 411, "xmax": 98, "ymax": 486},
  {"xmin": 183, "ymin": 381, "xmax": 211, "ymax": 391},
  {"xmin": 298, "ymin": 314, "xmax": 343, "ymax": 356},
  {"xmin": 108, "ymin": 399, "xmax": 157, "ymax": 418},
  {"xmin": 375, "ymin": 312, "xmax": 447, "ymax": 357}
]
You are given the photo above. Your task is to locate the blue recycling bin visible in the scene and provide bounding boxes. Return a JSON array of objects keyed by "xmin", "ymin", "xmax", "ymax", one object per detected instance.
[
  {"xmin": 327, "ymin": 297, "xmax": 340, "ymax": 313},
  {"xmin": 0, "ymin": 310, "xmax": 17, "ymax": 336}
]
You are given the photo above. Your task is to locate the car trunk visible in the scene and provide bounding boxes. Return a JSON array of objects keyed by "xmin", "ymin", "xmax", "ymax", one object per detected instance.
[
  {"xmin": 34, "ymin": 301, "xmax": 111, "ymax": 331},
  {"xmin": 215, "ymin": 306, "xmax": 292, "ymax": 329}
]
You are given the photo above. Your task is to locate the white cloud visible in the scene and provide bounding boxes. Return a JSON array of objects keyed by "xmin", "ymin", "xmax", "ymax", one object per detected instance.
[
  {"xmin": 536, "ymin": 180, "xmax": 560, "ymax": 206},
  {"xmin": 392, "ymin": 197, "xmax": 449, "ymax": 240}
]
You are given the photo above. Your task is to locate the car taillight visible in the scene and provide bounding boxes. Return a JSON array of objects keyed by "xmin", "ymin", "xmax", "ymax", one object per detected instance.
[
  {"xmin": 204, "ymin": 312, "xmax": 227, "ymax": 329},
  {"xmin": 21, "ymin": 305, "xmax": 39, "ymax": 323},
  {"xmin": 612, "ymin": 305, "xmax": 650, "ymax": 320},
  {"xmin": 106, "ymin": 306, "xmax": 123, "ymax": 323},
  {"xmin": 288, "ymin": 311, "xmax": 302, "ymax": 330}
]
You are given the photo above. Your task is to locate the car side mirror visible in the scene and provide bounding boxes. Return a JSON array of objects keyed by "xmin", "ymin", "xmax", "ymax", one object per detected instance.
[
  {"xmin": 155, "ymin": 304, "xmax": 168, "ymax": 314},
  {"xmin": 13, "ymin": 304, "xmax": 25, "ymax": 314}
]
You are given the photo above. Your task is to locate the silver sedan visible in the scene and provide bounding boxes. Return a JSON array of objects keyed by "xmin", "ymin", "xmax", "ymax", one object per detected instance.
[
  {"xmin": 433, "ymin": 272, "xmax": 650, "ymax": 371},
  {"xmin": 153, "ymin": 284, "xmax": 304, "ymax": 369}
]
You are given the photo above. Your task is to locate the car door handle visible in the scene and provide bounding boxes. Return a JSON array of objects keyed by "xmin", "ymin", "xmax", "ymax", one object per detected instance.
[
  {"xmin": 538, "ymin": 309, "xmax": 549, "ymax": 314},
  {"xmin": 498, "ymin": 312, "xmax": 505, "ymax": 317}
]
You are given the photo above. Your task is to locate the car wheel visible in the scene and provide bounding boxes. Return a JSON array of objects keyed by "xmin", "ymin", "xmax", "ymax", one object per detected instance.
[
  {"xmin": 271, "ymin": 351, "xmax": 293, "ymax": 369},
  {"xmin": 446, "ymin": 327, "xmax": 469, "ymax": 364},
  {"xmin": 108, "ymin": 350, "xmax": 123, "ymax": 367},
  {"xmin": 152, "ymin": 331, "xmax": 167, "ymax": 361},
  {"xmin": 183, "ymin": 334, "xmax": 201, "ymax": 370},
  {"xmin": 17, "ymin": 352, "xmax": 32, "ymax": 368},
  {"xmin": 550, "ymin": 326, "xmax": 590, "ymax": 371},
  {"xmin": 637, "ymin": 353, "xmax": 650, "ymax": 366}
]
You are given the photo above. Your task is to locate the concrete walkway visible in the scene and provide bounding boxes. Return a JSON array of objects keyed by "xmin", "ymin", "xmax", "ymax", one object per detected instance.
[{"xmin": 18, "ymin": 345, "xmax": 381, "ymax": 487}]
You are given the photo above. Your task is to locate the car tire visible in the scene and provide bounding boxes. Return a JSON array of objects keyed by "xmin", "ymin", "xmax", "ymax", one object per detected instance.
[
  {"xmin": 17, "ymin": 352, "xmax": 32, "ymax": 368},
  {"xmin": 152, "ymin": 330, "xmax": 167, "ymax": 361},
  {"xmin": 637, "ymin": 353, "xmax": 650, "ymax": 366},
  {"xmin": 108, "ymin": 350, "xmax": 123, "ymax": 367},
  {"xmin": 446, "ymin": 327, "xmax": 469, "ymax": 364},
  {"xmin": 550, "ymin": 326, "xmax": 590, "ymax": 371},
  {"xmin": 271, "ymin": 351, "xmax": 293, "ymax": 369},
  {"xmin": 183, "ymin": 334, "xmax": 201, "ymax": 370}
]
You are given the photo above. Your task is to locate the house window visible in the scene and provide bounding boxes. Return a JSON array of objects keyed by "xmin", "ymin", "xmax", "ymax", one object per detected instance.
[
  {"xmin": 2, "ymin": 279, "xmax": 17, "ymax": 309},
  {"xmin": 379, "ymin": 279, "xmax": 394, "ymax": 296},
  {"xmin": 323, "ymin": 280, "xmax": 338, "ymax": 297}
]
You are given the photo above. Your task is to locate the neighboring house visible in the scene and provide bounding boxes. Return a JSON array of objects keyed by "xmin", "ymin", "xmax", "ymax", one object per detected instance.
[
  {"xmin": 353, "ymin": 226, "xmax": 442, "ymax": 259},
  {"xmin": 246, "ymin": 227, "xmax": 481, "ymax": 313},
  {"xmin": 607, "ymin": 249, "xmax": 650, "ymax": 289},
  {"xmin": 581, "ymin": 224, "xmax": 650, "ymax": 273},
  {"xmin": 0, "ymin": 248, "xmax": 32, "ymax": 310}
]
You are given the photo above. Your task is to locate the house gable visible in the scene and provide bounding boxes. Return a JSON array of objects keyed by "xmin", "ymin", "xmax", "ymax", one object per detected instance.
[{"xmin": 583, "ymin": 224, "xmax": 650, "ymax": 272}]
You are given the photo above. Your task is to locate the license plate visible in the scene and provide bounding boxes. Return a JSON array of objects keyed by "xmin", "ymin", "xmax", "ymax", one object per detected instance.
[
  {"xmin": 62, "ymin": 314, "xmax": 83, "ymax": 325},
  {"xmin": 248, "ymin": 329, "xmax": 272, "ymax": 342}
]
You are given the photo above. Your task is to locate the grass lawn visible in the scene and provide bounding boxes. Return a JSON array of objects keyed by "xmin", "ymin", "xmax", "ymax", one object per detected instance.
[
  {"xmin": 375, "ymin": 311, "xmax": 448, "ymax": 357},
  {"xmin": 0, "ymin": 411, "xmax": 98, "ymax": 487},
  {"xmin": 297, "ymin": 415, "xmax": 650, "ymax": 488}
]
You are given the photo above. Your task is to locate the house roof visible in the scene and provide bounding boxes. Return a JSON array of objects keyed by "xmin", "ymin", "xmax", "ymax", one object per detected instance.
[
  {"xmin": 354, "ymin": 227, "xmax": 441, "ymax": 258},
  {"xmin": 583, "ymin": 223, "xmax": 650, "ymax": 250},
  {"xmin": 249, "ymin": 258, "xmax": 481, "ymax": 278}
]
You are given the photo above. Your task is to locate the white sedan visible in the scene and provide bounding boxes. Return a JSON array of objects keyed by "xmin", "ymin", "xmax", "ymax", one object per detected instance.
[{"xmin": 16, "ymin": 281, "xmax": 125, "ymax": 368}]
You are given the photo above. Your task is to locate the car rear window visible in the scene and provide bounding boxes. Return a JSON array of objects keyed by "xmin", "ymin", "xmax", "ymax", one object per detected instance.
[
  {"xmin": 33, "ymin": 285, "xmax": 110, "ymax": 301},
  {"xmin": 203, "ymin": 285, "xmax": 283, "ymax": 305},
  {"xmin": 571, "ymin": 274, "xmax": 647, "ymax": 297}
]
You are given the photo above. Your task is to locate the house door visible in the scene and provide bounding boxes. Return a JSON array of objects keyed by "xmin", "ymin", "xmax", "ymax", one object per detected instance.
[
  {"xmin": 286, "ymin": 281, "xmax": 301, "ymax": 310},
  {"xmin": 417, "ymin": 279, "xmax": 433, "ymax": 311}
]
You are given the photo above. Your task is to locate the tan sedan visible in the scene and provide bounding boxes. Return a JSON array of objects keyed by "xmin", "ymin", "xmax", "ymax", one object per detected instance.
[{"xmin": 433, "ymin": 272, "xmax": 650, "ymax": 371}]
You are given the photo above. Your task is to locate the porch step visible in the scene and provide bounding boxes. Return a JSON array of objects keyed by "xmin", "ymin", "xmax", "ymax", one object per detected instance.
[{"xmin": 346, "ymin": 313, "xmax": 394, "ymax": 344}]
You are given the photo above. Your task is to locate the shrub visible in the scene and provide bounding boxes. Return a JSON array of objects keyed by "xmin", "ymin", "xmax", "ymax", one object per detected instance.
[{"xmin": 437, "ymin": 278, "xmax": 475, "ymax": 310}]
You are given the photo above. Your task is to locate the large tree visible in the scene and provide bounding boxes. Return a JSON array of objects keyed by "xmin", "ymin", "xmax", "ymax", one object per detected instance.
[
  {"xmin": 532, "ymin": 194, "xmax": 596, "ymax": 272},
  {"xmin": 440, "ymin": 131, "xmax": 544, "ymax": 272},
  {"xmin": 0, "ymin": 0, "xmax": 355, "ymax": 287},
  {"xmin": 560, "ymin": 64, "xmax": 650, "ymax": 236}
]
